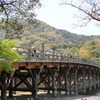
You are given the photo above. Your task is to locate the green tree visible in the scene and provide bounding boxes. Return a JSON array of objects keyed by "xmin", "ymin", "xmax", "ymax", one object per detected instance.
[
  {"xmin": 0, "ymin": 39, "xmax": 22, "ymax": 73},
  {"xmin": 70, "ymin": 47, "xmax": 79, "ymax": 55},
  {"xmin": 79, "ymin": 49, "xmax": 90, "ymax": 58},
  {"xmin": 89, "ymin": 41, "xmax": 97, "ymax": 45},
  {"xmin": 87, "ymin": 41, "xmax": 97, "ymax": 50},
  {"xmin": 89, "ymin": 49, "xmax": 100, "ymax": 58}
]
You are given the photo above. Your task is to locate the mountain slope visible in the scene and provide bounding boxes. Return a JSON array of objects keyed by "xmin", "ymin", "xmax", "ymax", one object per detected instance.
[{"xmin": 7, "ymin": 20, "xmax": 100, "ymax": 51}]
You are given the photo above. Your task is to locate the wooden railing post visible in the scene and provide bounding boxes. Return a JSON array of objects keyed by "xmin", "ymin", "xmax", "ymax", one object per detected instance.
[
  {"xmin": 42, "ymin": 42, "xmax": 45, "ymax": 59},
  {"xmin": 27, "ymin": 48, "xmax": 31, "ymax": 60}
]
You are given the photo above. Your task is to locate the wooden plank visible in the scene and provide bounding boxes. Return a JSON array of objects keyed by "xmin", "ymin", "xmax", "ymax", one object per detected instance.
[
  {"xmin": 27, "ymin": 62, "xmax": 42, "ymax": 68},
  {"xmin": 11, "ymin": 62, "xmax": 26, "ymax": 68},
  {"xmin": 43, "ymin": 62, "xmax": 53, "ymax": 66},
  {"xmin": 12, "ymin": 62, "xmax": 42, "ymax": 69}
]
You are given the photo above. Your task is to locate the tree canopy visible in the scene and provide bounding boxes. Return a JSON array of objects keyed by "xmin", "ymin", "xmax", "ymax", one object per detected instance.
[
  {"xmin": 0, "ymin": 0, "xmax": 41, "ymax": 39},
  {"xmin": 0, "ymin": 39, "xmax": 22, "ymax": 73}
]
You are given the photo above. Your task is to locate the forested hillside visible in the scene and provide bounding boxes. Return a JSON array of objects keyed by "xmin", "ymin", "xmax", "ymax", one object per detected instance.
[{"xmin": 1, "ymin": 20, "xmax": 100, "ymax": 59}]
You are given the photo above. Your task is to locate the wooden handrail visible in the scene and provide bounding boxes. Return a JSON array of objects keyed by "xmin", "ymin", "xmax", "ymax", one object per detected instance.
[
  {"xmin": 11, "ymin": 46, "xmax": 97, "ymax": 65},
  {"xmin": 0, "ymin": 46, "xmax": 97, "ymax": 67}
]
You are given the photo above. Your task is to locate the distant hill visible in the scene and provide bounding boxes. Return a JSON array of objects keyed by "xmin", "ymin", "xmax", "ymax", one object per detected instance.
[{"xmin": 1, "ymin": 20, "xmax": 100, "ymax": 52}]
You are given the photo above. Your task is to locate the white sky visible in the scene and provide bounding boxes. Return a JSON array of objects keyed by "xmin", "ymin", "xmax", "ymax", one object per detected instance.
[{"xmin": 35, "ymin": 0, "xmax": 100, "ymax": 36}]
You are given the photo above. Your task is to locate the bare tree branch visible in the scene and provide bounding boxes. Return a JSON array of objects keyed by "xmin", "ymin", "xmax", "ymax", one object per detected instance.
[{"xmin": 60, "ymin": 0, "xmax": 100, "ymax": 26}]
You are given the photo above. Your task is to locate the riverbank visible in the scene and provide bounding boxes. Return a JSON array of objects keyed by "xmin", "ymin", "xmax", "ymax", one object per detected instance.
[{"xmin": 6, "ymin": 91, "xmax": 100, "ymax": 100}]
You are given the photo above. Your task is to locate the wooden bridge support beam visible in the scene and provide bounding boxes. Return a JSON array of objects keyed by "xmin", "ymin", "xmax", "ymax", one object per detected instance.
[
  {"xmin": 51, "ymin": 67, "xmax": 58, "ymax": 97},
  {"xmin": 93, "ymin": 68, "xmax": 96, "ymax": 89},
  {"xmin": 97, "ymin": 69, "xmax": 100, "ymax": 87},
  {"xmin": 88, "ymin": 69, "xmax": 92, "ymax": 91},
  {"xmin": 47, "ymin": 75, "xmax": 50, "ymax": 94},
  {"xmin": 56, "ymin": 65, "xmax": 64, "ymax": 94},
  {"xmin": 52, "ymin": 68, "xmax": 57, "ymax": 97},
  {"xmin": 8, "ymin": 71, "xmax": 16, "ymax": 97},
  {"xmin": 64, "ymin": 67, "xmax": 70, "ymax": 95},
  {"xmin": 9, "ymin": 77, "xmax": 13, "ymax": 97},
  {"xmin": 69, "ymin": 68, "xmax": 72, "ymax": 94},
  {"xmin": 13, "ymin": 77, "xmax": 17, "ymax": 94},
  {"xmin": 52, "ymin": 69, "xmax": 57, "ymax": 97},
  {"xmin": 73, "ymin": 67, "xmax": 78, "ymax": 95},
  {"xmin": 30, "ymin": 68, "xmax": 41, "ymax": 99},
  {"xmin": 58, "ymin": 72, "xmax": 61, "ymax": 94},
  {"xmin": 95, "ymin": 68, "xmax": 99, "ymax": 87},
  {"xmin": 37, "ymin": 67, "xmax": 51, "ymax": 93},
  {"xmin": 82, "ymin": 67, "xmax": 86, "ymax": 94}
]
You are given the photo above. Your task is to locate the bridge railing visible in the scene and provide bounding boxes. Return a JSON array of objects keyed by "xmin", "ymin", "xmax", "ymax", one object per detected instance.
[{"xmin": 11, "ymin": 46, "xmax": 97, "ymax": 65}]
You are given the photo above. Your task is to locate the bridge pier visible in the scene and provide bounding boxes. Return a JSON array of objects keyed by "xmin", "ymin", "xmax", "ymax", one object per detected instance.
[
  {"xmin": 9, "ymin": 72, "xmax": 16, "ymax": 97},
  {"xmin": 73, "ymin": 67, "xmax": 78, "ymax": 95},
  {"xmin": 29, "ymin": 68, "xmax": 41, "ymax": 99},
  {"xmin": 64, "ymin": 67, "xmax": 70, "ymax": 95},
  {"xmin": 82, "ymin": 67, "xmax": 86, "ymax": 94},
  {"xmin": 88, "ymin": 69, "xmax": 92, "ymax": 91},
  {"xmin": 97, "ymin": 69, "xmax": 100, "ymax": 87},
  {"xmin": 93, "ymin": 68, "xmax": 96, "ymax": 89},
  {"xmin": 58, "ymin": 71, "xmax": 61, "ymax": 94},
  {"xmin": 69, "ymin": 69, "xmax": 72, "ymax": 94},
  {"xmin": 51, "ymin": 68, "xmax": 58, "ymax": 97},
  {"xmin": 47, "ymin": 74, "xmax": 50, "ymax": 94},
  {"xmin": 9, "ymin": 77, "xmax": 13, "ymax": 97}
]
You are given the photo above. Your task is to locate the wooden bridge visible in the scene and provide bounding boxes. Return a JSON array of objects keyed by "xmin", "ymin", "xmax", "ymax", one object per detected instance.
[{"xmin": 0, "ymin": 44, "xmax": 100, "ymax": 100}]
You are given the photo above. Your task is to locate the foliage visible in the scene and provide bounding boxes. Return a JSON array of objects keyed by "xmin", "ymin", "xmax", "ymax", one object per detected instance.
[
  {"xmin": 89, "ymin": 49, "xmax": 100, "ymax": 58},
  {"xmin": 0, "ymin": 39, "xmax": 23, "ymax": 73},
  {"xmin": 0, "ymin": 0, "xmax": 41, "ymax": 39},
  {"xmin": 79, "ymin": 49, "xmax": 90, "ymax": 58},
  {"xmin": 3, "ymin": 18, "xmax": 24, "ymax": 39},
  {"xmin": 70, "ymin": 47, "xmax": 79, "ymax": 55},
  {"xmin": 78, "ymin": 40, "xmax": 100, "ymax": 61},
  {"xmin": 96, "ymin": 62, "xmax": 100, "ymax": 66}
]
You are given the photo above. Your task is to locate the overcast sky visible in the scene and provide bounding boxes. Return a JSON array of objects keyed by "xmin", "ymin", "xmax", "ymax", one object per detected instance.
[{"xmin": 36, "ymin": 0, "xmax": 100, "ymax": 36}]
